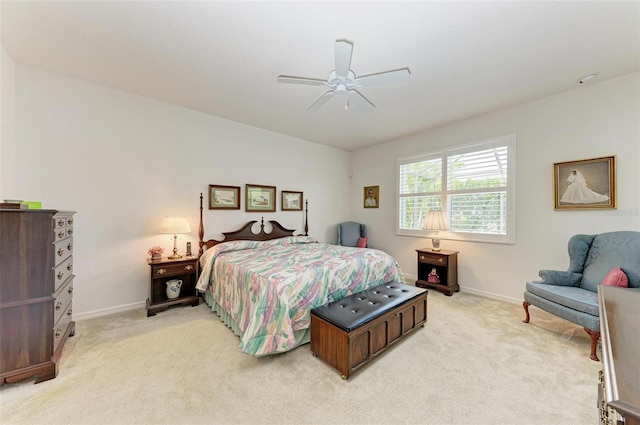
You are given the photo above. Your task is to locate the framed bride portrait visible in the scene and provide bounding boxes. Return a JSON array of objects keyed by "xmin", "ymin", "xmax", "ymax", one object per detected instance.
[{"xmin": 553, "ymin": 155, "xmax": 616, "ymax": 210}]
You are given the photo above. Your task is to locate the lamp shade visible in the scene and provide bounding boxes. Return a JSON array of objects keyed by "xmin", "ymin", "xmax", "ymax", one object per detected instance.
[
  {"xmin": 422, "ymin": 210, "xmax": 449, "ymax": 231},
  {"xmin": 160, "ymin": 217, "xmax": 191, "ymax": 234}
]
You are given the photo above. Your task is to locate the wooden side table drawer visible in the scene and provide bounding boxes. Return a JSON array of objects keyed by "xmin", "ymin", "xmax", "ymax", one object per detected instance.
[
  {"xmin": 151, "ymin": 262, "xmax": 196, "ymax": 278},
  {"xmin": 418, "ymin": 253, "xmax": 448, "ymax": 265}
]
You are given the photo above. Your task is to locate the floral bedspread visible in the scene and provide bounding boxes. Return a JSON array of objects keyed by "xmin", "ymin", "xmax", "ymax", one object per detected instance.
[{"xmin": 196, "ymin": 236, "xmax": 404, "ymax": 356}]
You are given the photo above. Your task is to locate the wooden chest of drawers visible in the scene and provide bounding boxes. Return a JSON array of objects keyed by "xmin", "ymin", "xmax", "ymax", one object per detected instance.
[{"xmin": 0, "ymin": 209, "xmax": 76, "ymax": 384}]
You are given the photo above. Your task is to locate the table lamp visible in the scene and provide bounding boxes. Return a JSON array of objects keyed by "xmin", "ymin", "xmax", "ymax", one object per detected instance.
[
  {"xmin": 161, "ymin": 217, "xmax": 191, "ymax": 259},
  {"xmin": 422, "ymin": 210, "xmax": 449, "ymax": 251}
]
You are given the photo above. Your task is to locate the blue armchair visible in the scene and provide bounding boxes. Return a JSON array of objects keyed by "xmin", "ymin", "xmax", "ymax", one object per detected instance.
[
  {"xmin": 523, "ymin": 231, "xmax": 640, "ymax": 361},
  {"xmin": 337, "ymin": 221, "xmax": 367, "ymax": 247}
]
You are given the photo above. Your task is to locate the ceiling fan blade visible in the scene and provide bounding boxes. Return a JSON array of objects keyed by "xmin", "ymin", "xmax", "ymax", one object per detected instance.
[
  {"xmin": 356, "ymin": 68, "xmax": 411, "ymax": 87},
  {"xmin": 277, "ymin": 75, "xmax": 327, "ymax": 86},
  {"xmin": 347, "ymin": 89, "xmax": 375, "ymax": 112},
  {"xmin": 334, "ymin": 39, "xmax": 353, "ymax": 78},
  {"xmin": 307, "ymin": 91, "xmax": 335, "ymax": 111}
]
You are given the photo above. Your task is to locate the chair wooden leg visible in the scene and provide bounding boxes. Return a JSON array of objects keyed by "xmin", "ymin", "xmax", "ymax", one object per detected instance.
[
  {"xmin": 584, "ymin": 327, "xmax": 600, "ymax": 362},
  {"xmin": 522, "ymin": 301, "xmax": 531, "ymax": 323}
]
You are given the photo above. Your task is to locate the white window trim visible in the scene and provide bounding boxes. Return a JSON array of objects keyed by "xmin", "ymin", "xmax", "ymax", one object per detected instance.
[{"xmin": 396, "ymin": 134, "xmax": 516, "ymax": 245}]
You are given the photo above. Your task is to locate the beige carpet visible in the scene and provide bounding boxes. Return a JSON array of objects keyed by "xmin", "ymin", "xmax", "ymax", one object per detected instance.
[{"xmin": 0, "ymin": 291, "xmax": 601, "ymax": 425}]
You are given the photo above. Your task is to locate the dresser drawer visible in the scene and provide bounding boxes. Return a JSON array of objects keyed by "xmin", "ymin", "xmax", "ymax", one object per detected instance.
[
  {"xmin": 151, "ymin": 262, "xmax": 196, "ymax": 278},
  {"xmin": 54, "ymin": 237, "xmax": 74, "ymax": 265},
  {"xmin": 53, "ymin": 302, "xmax": 73, "ymax": 353},
  {"xmin": 418, "ymin": 253, "xmax": 448, "ymax": 266},
  {"xmin": 54, "ymin": 278, "xmax": 73, "ymax": 325},
  {"xmin": 54, "ymin": 258, "xmax": 73, "ymax": 291}
]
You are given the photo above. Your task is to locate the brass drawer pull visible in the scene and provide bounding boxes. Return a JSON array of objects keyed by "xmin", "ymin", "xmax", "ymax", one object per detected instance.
[
  {"xmin": 67, "ymin": 228, "xmax": 73, "ymax": 236},
  {"xmin": 67, "ymin": 262, "xmax": 73, "ymax": 271},
  {"xmin": 68, "ymin": 286, "xmax": 73, "ymax": 294},
  {"xmin": 185, "ymin": 265, "xmax": 194, "ymax": 271},
  {"xmin": 57, "ymin": 219, "xmax": 65, "ymax": 227},
  {"xmin": 419, "ymin": 255, "xmax": 425, "ymax": 261},
  {"xmin": 67, "ymin": 309, "xmax": 73, "ymax": 317},
  {"xmin": 55, "ymin": 329, "xmax": 62, "ymax": 339},
  {"xmin": 56, "ymin": 301, "xmax": 62, "ymax": 311},
  {"xmin": 67, "ymin": 218, "xmax": 73, "ymax": 225},
  {"xmin": 58, "ymin": 248, "xmax": 64, "ymax": 257},
  {"xmin": 58, "ymin": 231, "xmax": 65, "ymax": 239},
  {"xmin": 156, "ymin": 268, "xmax": 167, "ymax": 275},
  {"xmin": 67, "ymin": 243, "xmax": 73, "ymax": 251},
  {"xmin": 438, "ymin": 258, "xmax": 444, "ymax": 263},
  {"xmin": 57, "ymin": 271, "xmax": 64, "ymax": 280}
]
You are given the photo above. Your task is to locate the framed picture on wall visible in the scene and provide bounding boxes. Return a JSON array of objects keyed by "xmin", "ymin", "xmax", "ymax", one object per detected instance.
[
  {"xmin": 209, "ymin": 185, "xmax": 240, "ymax": 210},
  {"xmin": 364, "ymin": 186, "xmax": 379, "ymax": 208},
  {"xmin": 281, "ymin": 191, "xmax": 303, "ymax": 211},
  {"xmin": 553, "ymin": 155, "xmax": 616, "ymax": 210},
  {"xmin": 245, "ymin": 184, "xmax": 276, "ymax": 212}
]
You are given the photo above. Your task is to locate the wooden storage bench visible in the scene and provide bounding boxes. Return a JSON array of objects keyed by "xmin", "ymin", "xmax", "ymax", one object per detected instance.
[{"xmin": 310, "ymin": 282, "xmax": 428, "ymax": 379}]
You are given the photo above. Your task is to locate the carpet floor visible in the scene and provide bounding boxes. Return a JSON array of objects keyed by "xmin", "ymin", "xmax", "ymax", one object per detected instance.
[{"xmin": 0, "ymin": 291, "xmax": 601, "ymax": 425}]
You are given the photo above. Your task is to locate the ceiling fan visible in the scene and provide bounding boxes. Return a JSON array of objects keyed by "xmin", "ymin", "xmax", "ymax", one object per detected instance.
[{"xmin": 277, "ymin": 39, "xmax": 411, "ymax": 112}]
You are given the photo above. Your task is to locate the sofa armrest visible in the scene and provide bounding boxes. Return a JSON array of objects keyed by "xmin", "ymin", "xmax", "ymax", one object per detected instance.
[{"xmin": 536, "ymin": 270, "xmax": 582, "ymax": 286}]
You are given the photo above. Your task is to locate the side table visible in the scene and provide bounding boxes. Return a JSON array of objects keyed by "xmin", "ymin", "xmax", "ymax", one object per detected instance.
[
  {"xmin": 415, "ymin": 248, "xmax": 459, "ymax": 296},
  {"xmin": 147, "ymin": 256, "xmax": 199, "ymax": 317}
]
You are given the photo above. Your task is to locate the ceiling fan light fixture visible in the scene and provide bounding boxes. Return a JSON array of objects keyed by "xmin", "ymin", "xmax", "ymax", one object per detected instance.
[{"xmin": 579, "ymin": 73, "xmax": 598, "ymax": 84}]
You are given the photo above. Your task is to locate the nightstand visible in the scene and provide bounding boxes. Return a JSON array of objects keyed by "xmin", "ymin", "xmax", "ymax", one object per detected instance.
[
  {"xmin": 415, "ymin": 248, "xmax": 459, "ymax": 296},
  {"xmin": 147, "ymin": 256, "xmax": 199, "ymax": 317}
]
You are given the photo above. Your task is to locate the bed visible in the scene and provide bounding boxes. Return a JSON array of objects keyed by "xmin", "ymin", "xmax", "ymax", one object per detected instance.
[{"xmin": 195, "ymin": 194, "xmax": 405, "ymax": 356}]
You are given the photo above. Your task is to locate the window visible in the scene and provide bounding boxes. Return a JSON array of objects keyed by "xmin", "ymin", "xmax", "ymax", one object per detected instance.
[{"xmin": 397, "ymin": 135, "xmax": 515, "ymax": 244}]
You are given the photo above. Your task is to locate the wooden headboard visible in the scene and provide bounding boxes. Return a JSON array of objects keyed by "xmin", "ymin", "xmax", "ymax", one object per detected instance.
[{"xmin": 198, "ymin": 192, "xmax": 308, "ymax": 256}]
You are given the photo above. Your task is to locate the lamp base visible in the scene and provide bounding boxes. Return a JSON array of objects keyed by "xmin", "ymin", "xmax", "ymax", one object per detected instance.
[
  {"xmin": 168, "ymin": 246, "xmax": 182, "ymax": 260},
  {"xmin": 431, "ymin": 238, "xmax": 442, "ymax": 251}
]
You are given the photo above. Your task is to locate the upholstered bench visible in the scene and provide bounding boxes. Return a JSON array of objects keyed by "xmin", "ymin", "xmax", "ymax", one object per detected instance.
[{"xmin": 310, "ymin": 282, "xmax": 428, "ymax": 379}]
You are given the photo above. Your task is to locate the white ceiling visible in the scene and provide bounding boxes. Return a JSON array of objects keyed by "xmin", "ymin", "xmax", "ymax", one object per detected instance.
[{"xmin": 1, "ymin": 1, "xmax": 639, "ymax": 151}]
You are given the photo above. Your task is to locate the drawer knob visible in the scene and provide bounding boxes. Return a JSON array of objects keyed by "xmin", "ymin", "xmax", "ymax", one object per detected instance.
[
  {"xmin": 68, "ymin": 286, "xmax": 73, "ymax": 294},
  {"xmin": 55, "ymin": 329, "xmax": 62, "ymax": 339},
  {"xmin": 57, "ymin": 271, "xmax": 64, "ymax": 280},
  {"xmin": 67, "ymin": 228, "xmax": 73, "ymax": 236},
  {"xmin": 185, "ymin": 265, "xmax": 194, "ymax": 271},
  {"xmin": 157, "ymin": 268, "xmax": 167, "ymax": 275},
  {"xmin": 58, "ymin": 219, "xmax": 65, "ymax": 227},
  {"xmin": 67, "ymin": 243, "xmax": 73, "ymax": 251},
  {"xmin": 67, "ymin": 218, "xmax": 73, "ymax": 225},
  {"xmin": 438, "ymin": 258, "xmax": 444, "ymax": 263},
  {"xmin": 58, "ymin": 231, "xmax": 65, "ymax": 238},
  {"xmin": 67, "ymin": 262, "xmax": 73, "ymax": 271},
  {"xmin": 67, "ymin": 309, "xmax": 73, "ymax": 317},
  {"xmin": 419, "ymin": 255, "xmax": 424, "ymax": 261},
  {"xmin": 56, "ymin": 301, "xmax": 62, "ymax": 311},
  {"xmin": 58, "ymin": 248, "xmax": 64, "ymax": 257}
]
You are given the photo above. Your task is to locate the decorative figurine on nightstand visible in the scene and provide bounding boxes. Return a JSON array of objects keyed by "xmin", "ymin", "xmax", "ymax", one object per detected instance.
[{"xmin": 427, "ymin": 268, "xmax": 441, "ymax": 284}]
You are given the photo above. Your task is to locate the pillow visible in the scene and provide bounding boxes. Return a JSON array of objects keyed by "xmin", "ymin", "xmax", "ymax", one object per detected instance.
[
  {"xmin": 601, "ymin": 267, "xmax": 628, "ymax": 287},
  {"xmin": 356, "ymin": 237, "xmax": 368, "ymax": 248}
]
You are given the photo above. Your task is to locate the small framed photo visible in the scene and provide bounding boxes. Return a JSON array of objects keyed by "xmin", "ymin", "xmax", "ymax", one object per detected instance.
[
  {"xmin": 553, "ymin": 156, "xmax": 616, "ymax": 210},
  {"xmin": 246, "ymin": 184, "xmax": 276, "ymax": 212},
  {"xmin": 209, "ymin": 185, "xmax": 240, "ymax": 210},
  {"xmin": 364, "ymin": 185, "xmax": 379, "ymax": 208},
  {"xmin": 282, "ymin": 191, "xmax": 303, "ymax": 211}
]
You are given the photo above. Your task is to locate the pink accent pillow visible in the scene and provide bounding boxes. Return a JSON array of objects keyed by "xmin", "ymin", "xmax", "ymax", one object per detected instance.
[
  {"xmin": 601, "ymin": 267, "xmax": 628, "ymax": 287},
  {"xmin": 356, "ymin": 237, "xmax": 368, "ymax": 248}
]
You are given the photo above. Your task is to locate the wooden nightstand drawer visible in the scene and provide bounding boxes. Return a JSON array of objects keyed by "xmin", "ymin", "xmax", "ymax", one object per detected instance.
[
  {"xmin": 418, "ymin": 253, "xmax": 447, "ymax": 265},
  {"xmin": 151, "ymin": 262, "xmax": 196, "ymax": 278}
]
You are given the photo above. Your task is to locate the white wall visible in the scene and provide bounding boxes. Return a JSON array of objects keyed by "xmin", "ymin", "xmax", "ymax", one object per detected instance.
[
  {"xmin": 0, "ymin": 46, "xmax": 17, "ymax": 199},
  {"xmin": 12, "ymin": 65, "xmax": 352, "ymax": 318},
  {"xmin": 352, "ymin": 72, "xmax": 640, "ymax": 302}
]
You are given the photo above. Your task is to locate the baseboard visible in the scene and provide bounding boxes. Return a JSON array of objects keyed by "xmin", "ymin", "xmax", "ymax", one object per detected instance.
[
  {"xmin": 403, "ymin": 273, "xmax": 521, "ymax": 305},
  {"xmin": 73, "ymin": 301, "xmax": 146, "ymax": 321}
]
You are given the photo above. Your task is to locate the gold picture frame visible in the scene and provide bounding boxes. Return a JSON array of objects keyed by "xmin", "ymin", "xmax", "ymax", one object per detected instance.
[
  {"xmin": 553, "ymin": 156, "xmax": 616, "ymax": 210},
  {"xmin": 364, "ymin": 185, "xmax": 379, "ymax": 208},
  {"xmin": 209, "ymin": 185, "xmax": 240, "ymax": 210},
  {"xmin": 245, "ymin": 184, "xmax": 276, "ymax": 212},
  {"xmin": 281, "ymin": 191, "xmax": 303, "ymax": 211}
]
